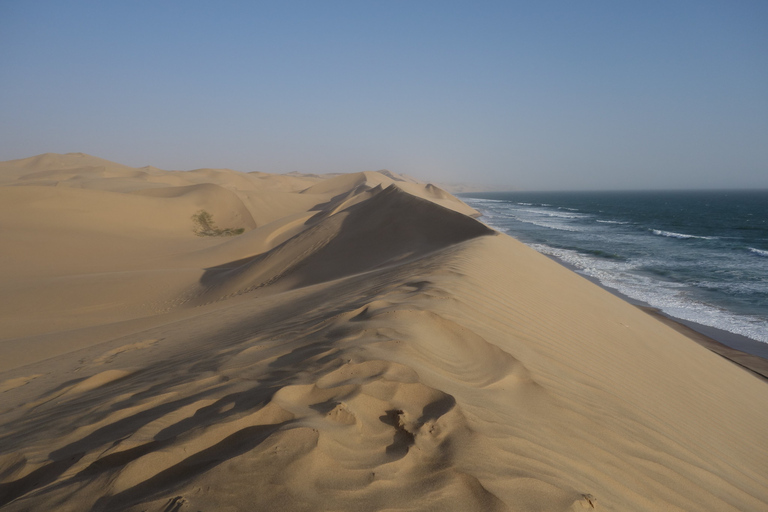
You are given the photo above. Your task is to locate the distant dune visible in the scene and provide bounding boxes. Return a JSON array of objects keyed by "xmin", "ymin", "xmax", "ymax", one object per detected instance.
[{"xmin": 0, "ymin": 153, "xmax": 766, "ymax": 511}]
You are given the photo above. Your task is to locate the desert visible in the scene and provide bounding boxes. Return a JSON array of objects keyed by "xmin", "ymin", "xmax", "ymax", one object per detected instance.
[{"xmin": 0, "ymin": 153, "xmax": 767, "ymax": 511}]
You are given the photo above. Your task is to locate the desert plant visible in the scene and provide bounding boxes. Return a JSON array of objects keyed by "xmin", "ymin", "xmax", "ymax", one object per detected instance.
[{"xmin": 191, "ymin": 210, "xmax": 244, "ymax": 237}]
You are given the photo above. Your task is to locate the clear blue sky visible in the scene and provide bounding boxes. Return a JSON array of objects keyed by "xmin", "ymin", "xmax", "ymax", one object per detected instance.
[{"xmin": 1, "ymin": 1, "xmax": 766, "ymax": 190}]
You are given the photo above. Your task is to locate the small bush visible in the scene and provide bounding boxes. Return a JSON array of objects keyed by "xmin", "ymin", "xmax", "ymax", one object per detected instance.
[{"xmin": 191, "ymin": 210, "xmax": 245, "ymax": 237}]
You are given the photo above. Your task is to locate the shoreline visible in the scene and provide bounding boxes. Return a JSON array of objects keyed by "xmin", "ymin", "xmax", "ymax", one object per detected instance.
[
  {"xmin": 462, "ymin": 194, "xmax": 768, "ymax": 363},
  {"xmin": 2, "ymin": 154, "xmax": 767, "ymax": 510},
  {"xmin": 638, "ymin": 305, "xmax": 768, "ymax": 382},
  {"xmin": 538, "ymin": 251, "xmax": 768, "ymax": 373}
]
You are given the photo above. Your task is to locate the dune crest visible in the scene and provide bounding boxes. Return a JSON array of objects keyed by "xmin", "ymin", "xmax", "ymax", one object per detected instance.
[
  {"xmin": 190, "ymin": 185, "xmax": 493, "ymax": 304},
  {"xmin": 0, "ymin": 153, "xmax": 766, "ymax": 511}
]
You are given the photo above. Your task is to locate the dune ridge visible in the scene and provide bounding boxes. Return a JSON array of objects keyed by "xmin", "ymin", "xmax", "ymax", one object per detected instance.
[{"xmin": 0, "ymin": 153, "xmax": 766, "ymax": 511}]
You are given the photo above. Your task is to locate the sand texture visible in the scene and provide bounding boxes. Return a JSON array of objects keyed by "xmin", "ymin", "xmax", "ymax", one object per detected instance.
[{"xmin": 0, "ymin": 153, "xmax": 767, "ymax": 511}]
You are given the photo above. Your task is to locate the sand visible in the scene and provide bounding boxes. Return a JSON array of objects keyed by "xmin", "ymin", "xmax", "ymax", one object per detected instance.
[{"xmin": 0, "ymin": 153, "xmax": 766, "ymax": 511}]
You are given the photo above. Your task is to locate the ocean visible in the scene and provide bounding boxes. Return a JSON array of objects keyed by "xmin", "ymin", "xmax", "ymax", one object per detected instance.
[{"xmin": 461, "ymin": 190, "xmax": 768, "ymax": 347}]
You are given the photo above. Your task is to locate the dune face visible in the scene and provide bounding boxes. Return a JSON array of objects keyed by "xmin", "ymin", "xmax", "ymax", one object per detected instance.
[{"xmin": 0, "ymin": 154, "xmax": 767, "ymax": 511}]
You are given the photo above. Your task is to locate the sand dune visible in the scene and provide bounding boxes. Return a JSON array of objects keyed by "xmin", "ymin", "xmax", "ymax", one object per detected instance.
[
  {"xmin": 0, "ymin": 153, "xmax": 766, "ymax": 511},
  {"xmin": 189, "ymin": 186, "xmax": 492, "ymax": 305}
]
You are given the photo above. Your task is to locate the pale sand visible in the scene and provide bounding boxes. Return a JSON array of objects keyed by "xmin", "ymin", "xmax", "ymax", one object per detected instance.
[{"xmin": 0, "ymin": 153, "xmax": 766, "ymax": 511}]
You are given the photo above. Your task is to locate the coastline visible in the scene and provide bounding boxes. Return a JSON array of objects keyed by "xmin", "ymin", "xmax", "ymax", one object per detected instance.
[
  {"xmin": 461, "ymin": 191, "xmax": 768, "ymax": 360},
  {"xmin": 537, "ymin": 250, "xmax": 768, "ymax": 368},
  {"xmin": 638, "ymin": 306, "xmax": 768, "ymax": 382},
  {"xmin": 1, "ymin": 154, "xmax": 767, "ymax": 511}
]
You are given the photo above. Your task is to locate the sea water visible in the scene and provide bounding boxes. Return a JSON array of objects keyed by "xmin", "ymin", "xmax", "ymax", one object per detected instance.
[{"xmin": 461, "ymin": 190, "xmax": 768, "ymax": 345}]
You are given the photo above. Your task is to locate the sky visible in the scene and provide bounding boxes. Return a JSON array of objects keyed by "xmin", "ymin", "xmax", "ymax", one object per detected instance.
[{"xmin": 1, "ymin": 1, "xmax": 766, "ymax": 190}]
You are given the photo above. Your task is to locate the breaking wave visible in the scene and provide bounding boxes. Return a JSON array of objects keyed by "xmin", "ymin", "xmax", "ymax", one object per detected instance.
[{"xmin": 651, "ymin": 229, "xmax": 714, "ymax": 240}]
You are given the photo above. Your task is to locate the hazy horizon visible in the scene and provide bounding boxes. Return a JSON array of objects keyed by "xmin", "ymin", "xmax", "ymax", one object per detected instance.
[{"xmin": 1, "ymin": 1, "xmax": 766, "ymax": 191}]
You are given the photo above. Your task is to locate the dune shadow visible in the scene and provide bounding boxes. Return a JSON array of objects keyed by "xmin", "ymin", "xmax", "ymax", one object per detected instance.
[
  {"xmin": 0, "ymin": 452, "xmax": 84, "ymax": 507},
  {"xmin": 92, "ymin": 422, "xmax": 287, "ymax": 511},
  {"xmin": 380, "ymin": 409, "xmax": 415, "ymax": 459}
]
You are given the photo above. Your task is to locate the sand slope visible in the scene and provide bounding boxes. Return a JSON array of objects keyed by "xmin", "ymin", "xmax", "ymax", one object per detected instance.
[
  {"xmin": 189, "ymin": 185, "xmax": 493, "ymax": 304},
  {"xmin": 0, "ymin": 154, "xmax": 766, "ymax": 511}
]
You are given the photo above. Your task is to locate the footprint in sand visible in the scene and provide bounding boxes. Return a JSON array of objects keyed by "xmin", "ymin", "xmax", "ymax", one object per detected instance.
[{"xmin": 161, "ymin": 495, "xmax": 187, "ymax": 512}]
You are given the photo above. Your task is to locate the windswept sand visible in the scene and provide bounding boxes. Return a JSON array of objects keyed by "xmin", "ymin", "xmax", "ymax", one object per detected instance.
[{"xmin": 0, "ymin": 153, "xmax": 767, "ymax": 511}]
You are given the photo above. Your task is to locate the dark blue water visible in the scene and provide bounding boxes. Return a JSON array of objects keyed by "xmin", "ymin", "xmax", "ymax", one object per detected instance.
[{"xmin": 461, "ymin": 190, "xmax": 768, "ymax": 344}]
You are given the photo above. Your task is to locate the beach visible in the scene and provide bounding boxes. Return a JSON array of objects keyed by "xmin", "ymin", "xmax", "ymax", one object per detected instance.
[
  {"xmin": 460, "ymin": 192, "xmax": 768, "ymax": 350},
  {"xmin": 1, "ymin": 153, "xmax": 767, "ymax": 511}
]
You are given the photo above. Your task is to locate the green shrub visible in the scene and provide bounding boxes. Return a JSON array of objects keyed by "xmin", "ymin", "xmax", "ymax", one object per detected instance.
[{"xmin": 191, "ymin": 210, "xmax": 244, "ymax": 237}]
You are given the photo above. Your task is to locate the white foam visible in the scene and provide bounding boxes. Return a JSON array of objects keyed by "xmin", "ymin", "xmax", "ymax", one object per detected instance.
[
  {"xmin": 541, "ymin": 211, "xmax": 587, "ymax": 219},
  {"xmin": 470, "ymin": 210, "xmax": 508, "ymax": 232},
  {"xmin": 478, "ymin": 218, "xmax": 506, "ymax": 232},
  {"xmin": 530, "ymin": 243, "xmax": 768, "ymax": 343},
  {"xmin": 515, "ymin": 209, "xmax": 584, "ymax": 219},
  {"xmin": 695, "ymin": 279, "xmax": 768, "ymax": 296},
  {"xmin": 651, "ymin": 229, "xmax": 714, "ymax": 240},
  {"xmin": 468, "ymin": 198, "xmax": 505, "ymax": 203},
  {"xmin": 529, "ymin": 244, "xmax": 639, "ymax": 277},
  {"xmin": 467, "ymin": 199, "xmax": 589, "ymax": 233},
  {"xmin": 596, "ymin": 220, "xmax": 628, "ymax": 225},
  {"xmin": 511, "ymin": 216, "xmax": 584, "ymax": 232},
  {"xmin": 466, "ymin": 197, "xmax": 768, "ymax": 344}
]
